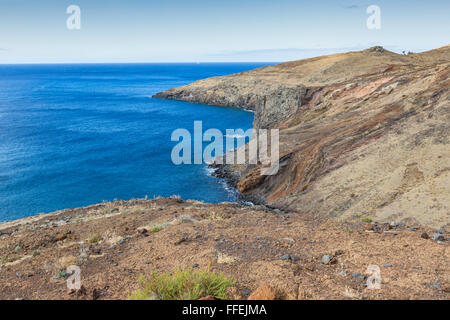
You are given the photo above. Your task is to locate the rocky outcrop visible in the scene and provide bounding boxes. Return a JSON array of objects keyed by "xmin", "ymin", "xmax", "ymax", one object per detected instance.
[
  {"xmin": 155, "ymin": 79, "xmax": 307, "ymax": 129},
  {"xmin": 156, "ymin": 45, "xmax": 450, "ymax": 228}
]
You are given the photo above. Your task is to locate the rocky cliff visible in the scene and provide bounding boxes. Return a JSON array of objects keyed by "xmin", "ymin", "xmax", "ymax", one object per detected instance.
[{"xmin": 155, "ymin": 46, "xmax": 450, "ymax": 228}]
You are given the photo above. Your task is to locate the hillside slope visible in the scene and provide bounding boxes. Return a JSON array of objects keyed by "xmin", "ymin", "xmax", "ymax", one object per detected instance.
[
  {"xmin": 0, "ymin": 198, "xmax": 448, "ymax": 300},
  {"xmin": 156, "ymin": 46, "xmax": 450, "ymax": 228}
]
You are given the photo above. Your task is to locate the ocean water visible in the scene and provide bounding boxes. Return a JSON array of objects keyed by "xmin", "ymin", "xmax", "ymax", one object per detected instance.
[{"xmin": 0, "ymin": 63, "xmax": 273, "ymax": 221}]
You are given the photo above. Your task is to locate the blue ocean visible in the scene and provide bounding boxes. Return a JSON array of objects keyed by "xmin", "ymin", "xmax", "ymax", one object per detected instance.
[{"xmin": 0, "ymin": 63, "xmax": 273, "ymax": 221}]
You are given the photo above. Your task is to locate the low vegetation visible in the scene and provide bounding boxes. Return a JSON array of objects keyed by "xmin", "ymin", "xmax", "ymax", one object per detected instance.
[
  {"xmin": 129, "ymin": 268, "xmax": 235, "ymax": 300},
  {"xmin": 86, "ymin": 233, "xmax": 103, "ymax": 244},
  {"xmin": 57, "ymin": 270, "xmax": 69, "ymax": 280},
  {"xmin": 150, "ymin": 225, "xmax": 162, "ymax": 233}
]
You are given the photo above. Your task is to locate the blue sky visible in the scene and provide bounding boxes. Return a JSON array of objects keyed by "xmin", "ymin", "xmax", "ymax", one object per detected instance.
[{"xmin": 0, "ymin": 0, "xmax": 448, "ymax": 63}]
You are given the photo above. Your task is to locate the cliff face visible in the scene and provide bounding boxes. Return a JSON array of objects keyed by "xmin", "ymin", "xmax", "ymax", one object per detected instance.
[
  {"xmin": 155, "ymin": 79, "xmax": 307, "ymax": 129},
  {"xmin": 155, "ymin": 46, "xmax": 450, "ymax": 228}
]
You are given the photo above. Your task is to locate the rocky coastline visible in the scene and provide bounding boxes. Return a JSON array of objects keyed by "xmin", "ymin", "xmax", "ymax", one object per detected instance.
[
  {"xmin": 155, "ymin": 45, "xmax": 450, "ymax": 228},
  {"xmin": 207, "ymin": 162, "xmax": 266, "ymax": 206},
  {"xmin": 0, "ymin": 46, "xmax": 448, "ymax": 300}
]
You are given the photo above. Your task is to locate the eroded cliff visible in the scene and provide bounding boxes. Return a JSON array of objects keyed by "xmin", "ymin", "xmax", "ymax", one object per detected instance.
[{"xmin": 156, "ymin": 46, "xmax": 450, "ymax": 228}]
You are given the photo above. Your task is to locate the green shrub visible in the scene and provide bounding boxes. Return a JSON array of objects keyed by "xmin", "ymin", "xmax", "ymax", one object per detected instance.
[
  {"xmin": 86, "ymin": 234, "xmax": 103, "ymax": 244},
  {"xmin": 150, "ymin": 226, "xmax": 162, "ymax": 233},
  {"xmin": 129, "ymin": 268, "xmax": 235, "ymax": 300},
  {"xmin": 57, "ymin": 270, "xmax": 69, "ymax": 279}
]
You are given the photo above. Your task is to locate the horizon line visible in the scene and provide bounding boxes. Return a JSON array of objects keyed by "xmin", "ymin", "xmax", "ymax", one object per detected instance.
[{"xmin": 0, "ymin": 61, "xmax": 282, "ymax": 66}]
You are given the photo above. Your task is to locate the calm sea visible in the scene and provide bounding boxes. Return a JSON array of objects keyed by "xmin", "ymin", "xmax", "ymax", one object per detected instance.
[{"xmin": 0, "ymin": 63, "xmax": 273, "ymax": 221}]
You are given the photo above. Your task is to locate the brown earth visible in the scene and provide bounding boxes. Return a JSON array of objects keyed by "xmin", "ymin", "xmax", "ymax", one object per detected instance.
[
  {"xmin": 0, "ymin": 198, "xmax": 448, "ymax": 300},
  {"xmin": 155, "ymin": 45, "xmax": 450, "ymax": 228}
]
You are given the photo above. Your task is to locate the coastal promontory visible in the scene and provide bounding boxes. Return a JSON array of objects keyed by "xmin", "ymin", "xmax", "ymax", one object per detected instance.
[{"xmin": 156, "ymin": 45, "xmax": 450, "ymax": 228}]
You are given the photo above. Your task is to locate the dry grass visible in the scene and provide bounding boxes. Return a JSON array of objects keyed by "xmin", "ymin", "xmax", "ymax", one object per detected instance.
[
  {"xmin": 86, "ymin": 233, "xmax": 103, "ymax": 244},
  {"xmin": 129, "ymin": 268, "xmax": 235, "ymax": 300}
]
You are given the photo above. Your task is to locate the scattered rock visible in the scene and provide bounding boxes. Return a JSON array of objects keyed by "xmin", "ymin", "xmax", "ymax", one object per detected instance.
[
  {"xmin": 421, "ymin": 232, "xmax": 429, "ymax": 239},
  {"xmin": 334, "ymin": 249, "xmax": 344, "ymax": 256},
  {"xmin": 364, "ymin": 223, "xmax": 375, "ymax": 231},
  {"xmin": 280, "ymin": 254, "xmax": 291, "ymax": 261},
  {"xmin": 383, "ymin": 263, "xmax": 392, "ymax": 267},
  {"xmin": 431, "ymin": 233, "xmax": 445, "ymax": 241},
  {"xmin": 321, "ymin": 255, "xmax": 335, "ymax": 265},
  {"xmin": 217, "ymin": 253, "xmax": 237, "ymax": 264},
  {"xmin": 390, "ymin": 222, "xmax": 405, "ymax": 228},
  {"xmin": 281, "ymin": 237, "xmax": 294, "ymax": 244},
  {"xmin": 430, "ymin": 283, "xmax": 440, "ymax": 290},
  {"xmin": 138, "ymin": 228, "xmax": 148, "ymax": 235},
  {"xmin": 174, "ymin": 237, "xmax": 187, "ymax": 245},
  {"xmin": 180, "ymin": 215, "xmax": 197, "ymax": 223},
  {"xmin": 248, "ymin": 284, "xmax": 276, "ymax": 300},
  {"xmin": 242, "ymin": 290, "xmax": 252, "ymax": 296},
  {"xmin": 369, "ymin": 46, "xmax": 385, "ymax": 53},
  {"xmin": 68, "ymin": 285, "xmax": 87, "ymax": 296},
  {"xmin": 54, "ymin": 233, "xmax": 68, "ymax": 242},
  {"xmin": 92, "ymin": 288, "xmax": 101, "ymax": 300}
]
